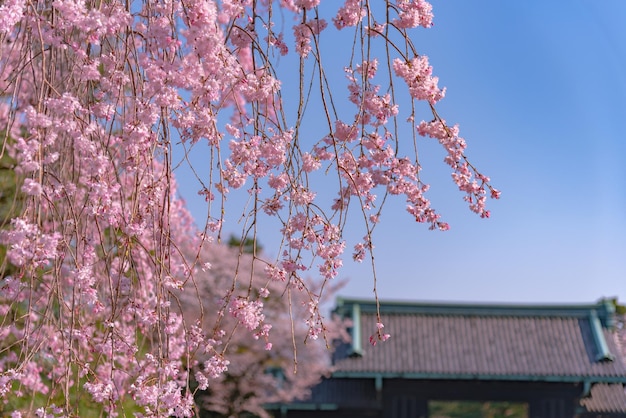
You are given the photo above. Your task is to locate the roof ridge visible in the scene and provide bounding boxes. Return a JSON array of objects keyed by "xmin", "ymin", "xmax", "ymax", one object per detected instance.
[{"xmin": 335, "ymin": 298, "xmax": 616, "ymax": 326}]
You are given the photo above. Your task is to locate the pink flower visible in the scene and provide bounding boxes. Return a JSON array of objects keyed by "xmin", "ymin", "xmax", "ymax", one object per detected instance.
[
  {"xmin": 393, "ymin": 56, "xmax": 446, "ymax": 104},
  {"xmin": 333, "ymin": 0, "xmax": 366, "ymax": 29},
  {"xmin": 0, "ymin": 0, "xmax": 26, "ymax": 33},
  {"xmin": 204, "ymin": 355, "xmax": 230, "ymax": 379},
  {"xmin": 302, "ymin": 152, "xmax": 321, "ymax": 172},
  {"xmin": 293, "ymin": 18, "xmax": 327, "ymax": 57},
  {"xmin": 21, "ymin": 178, "xmax": 43, "ymax": 196},
  {"xmin": 369, "ymin": 322, "xmax": 391, "ymax": 346},
  {"xmin": 393, "ymin": 0, "xmax": 434, "ymax": 29},
  {"xmin": 295, "ymin": 0, "xmax": 320, "ymax": 9},
  {"xmin": 229, "ymin": 298, "xmax": 265, "ymax": 331}
]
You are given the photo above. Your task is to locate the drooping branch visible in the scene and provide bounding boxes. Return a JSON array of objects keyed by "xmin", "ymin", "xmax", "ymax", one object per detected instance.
[{"xmin": 0, "ymin": 0, "xmax": 498, "ymax": 416}]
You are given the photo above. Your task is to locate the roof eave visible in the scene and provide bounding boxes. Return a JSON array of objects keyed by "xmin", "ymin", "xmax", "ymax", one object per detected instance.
[{"xmin": 330, "ymin": 371, "xmax": 626, "ymax": 384}]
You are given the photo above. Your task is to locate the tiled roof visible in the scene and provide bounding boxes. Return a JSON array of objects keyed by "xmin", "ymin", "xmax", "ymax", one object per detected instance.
[
  {"xmin": 580, "ymin": 384, "xmax": 626, "ymax": 414},
  {"xmin": 332, "ymin": 299, "xmax": 626, "ymax": 382}
]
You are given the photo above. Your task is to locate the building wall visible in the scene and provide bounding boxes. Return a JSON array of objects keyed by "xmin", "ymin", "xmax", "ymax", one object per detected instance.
[{"xmin": 275, "ymin": 378, "xmax": 585, "ymax": 418}]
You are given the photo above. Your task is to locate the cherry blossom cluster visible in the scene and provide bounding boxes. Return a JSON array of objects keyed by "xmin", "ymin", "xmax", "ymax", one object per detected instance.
[
  {"xmin": 393, "ymin": 0, "xmax": 434, "ymax": 29},
  {"xmin": 0, "ymin": 0, "xmax": 25, "ymax": 34},
  {"xmin": 230, "ymin": 298, "xmax": 266, "ymax": 332},
  {"xmin": 393, "ymin": 56, "xmax": 446, "ymax": 104},
  {"xmin": 333, "ymin": 0, "xmax": 366, "ymax": 29},
  {"xmin": 294, "ymin": 18, "xmax": 328, "ymax": 57},
  {"xmin": 369, "ymin": 322, "xmax": 391, "ymax": 346},
  {"xmin": 418, "ymin": 120, "xmax": 501, "ymax": 218},
  {"xmin": 223, "ymin": 129, "xmax": 293, "ymax": 188},
  {"xmin": 311, "ymin": 58, "xmax": 451, "ymax": 234}
]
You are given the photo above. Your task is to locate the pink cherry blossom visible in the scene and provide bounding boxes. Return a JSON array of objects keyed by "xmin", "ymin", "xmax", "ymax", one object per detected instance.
[
  {"xmin": 0, "ymin": 0, "xmax": 498, "ymax": 415},
  {"xmin": 393, "ymin": 0, "xmax": 434, "ymax": 29},
  {"xmin": 393, "ymin": 56, "xmax": 446, "ymax": 104},
  {"xmin": 333, "ymin": 0, "xmax": 366, "ymax": 29}
]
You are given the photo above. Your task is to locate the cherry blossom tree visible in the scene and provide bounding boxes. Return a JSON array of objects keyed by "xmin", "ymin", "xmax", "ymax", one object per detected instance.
[
  {"xmin": 178, "ymin": 242, "xmax": 346, "ymax": 417},
  {"xmin": 0, "ymin": 0, "xmax": 499, "ymax": 416}
]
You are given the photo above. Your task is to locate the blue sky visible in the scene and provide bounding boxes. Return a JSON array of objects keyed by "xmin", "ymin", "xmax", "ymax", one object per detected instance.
[{"xmin": 175, "ymin": 1, "xmax": 626, "ymax": 305}]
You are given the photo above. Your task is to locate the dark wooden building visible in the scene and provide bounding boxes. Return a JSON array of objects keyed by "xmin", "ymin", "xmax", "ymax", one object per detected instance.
[{"xmin": 269, "ymin": 298, "xmax": 626, "ymax": 418}]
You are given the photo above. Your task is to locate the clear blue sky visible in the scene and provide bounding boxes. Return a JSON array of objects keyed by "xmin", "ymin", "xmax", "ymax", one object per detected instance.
[{"xmin": 175, "ymin": 1, "xmax": 626, "ymax": 304}]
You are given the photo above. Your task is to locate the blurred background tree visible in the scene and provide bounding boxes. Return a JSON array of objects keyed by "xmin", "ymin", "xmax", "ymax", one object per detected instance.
[{"xmin": 178, "ymin": 242, "xmax": 346, "ymax": 417}]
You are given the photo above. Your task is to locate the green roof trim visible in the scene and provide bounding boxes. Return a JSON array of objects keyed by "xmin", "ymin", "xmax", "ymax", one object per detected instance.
[
  {"xmin": 330, "ymin": 371, "xmax": 626, "ymax": 385},
  {"xmin": 265, "ymin": 402, "xmax": 339, "ymax": 411},
  {"xmin": 349, "ymin": 303, "xmax": 363, "ymax": 357},
  {"xmin": 590, "ymin": 309, "xmax": 615, "ymax": 362},
  {"xmin": 334, "ymin": 297, "xmax": 617, "ymax": 328}
]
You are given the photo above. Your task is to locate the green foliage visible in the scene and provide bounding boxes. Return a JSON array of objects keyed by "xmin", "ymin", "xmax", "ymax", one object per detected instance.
[
  {"xmin": 1, "ymin": 393, "xmax": 146, "ymax": 417},
  {"xmin": 607, "ymin": 297, "xmax": 626, "ymax": 315},
  {"xmin": 0, "ymin": 134, "xmax": 22, "ymax": 278},
  {"xmin": 0, "ymin": 139, "xmax": 20, "ymax": 226},
  {"xmin": 0, "ymin": 366, "xmax": 145, "ymax": 417},
  {"xmin": 227, "ymin": 234, "xmax": 262, "ymax": 254},
  {"xmin": 429, "ymin": 400, "xmax": 528, "ymax": 418}
]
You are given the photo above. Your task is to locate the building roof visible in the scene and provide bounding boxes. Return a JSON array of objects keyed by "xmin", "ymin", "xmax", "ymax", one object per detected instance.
[
  {"xmin": 332, "ymin": 298, "xmax": 626, "ymax": 383},
  {"xmin": 580, "ymin": 384, "xmax": 626, "ymax": 415}
]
